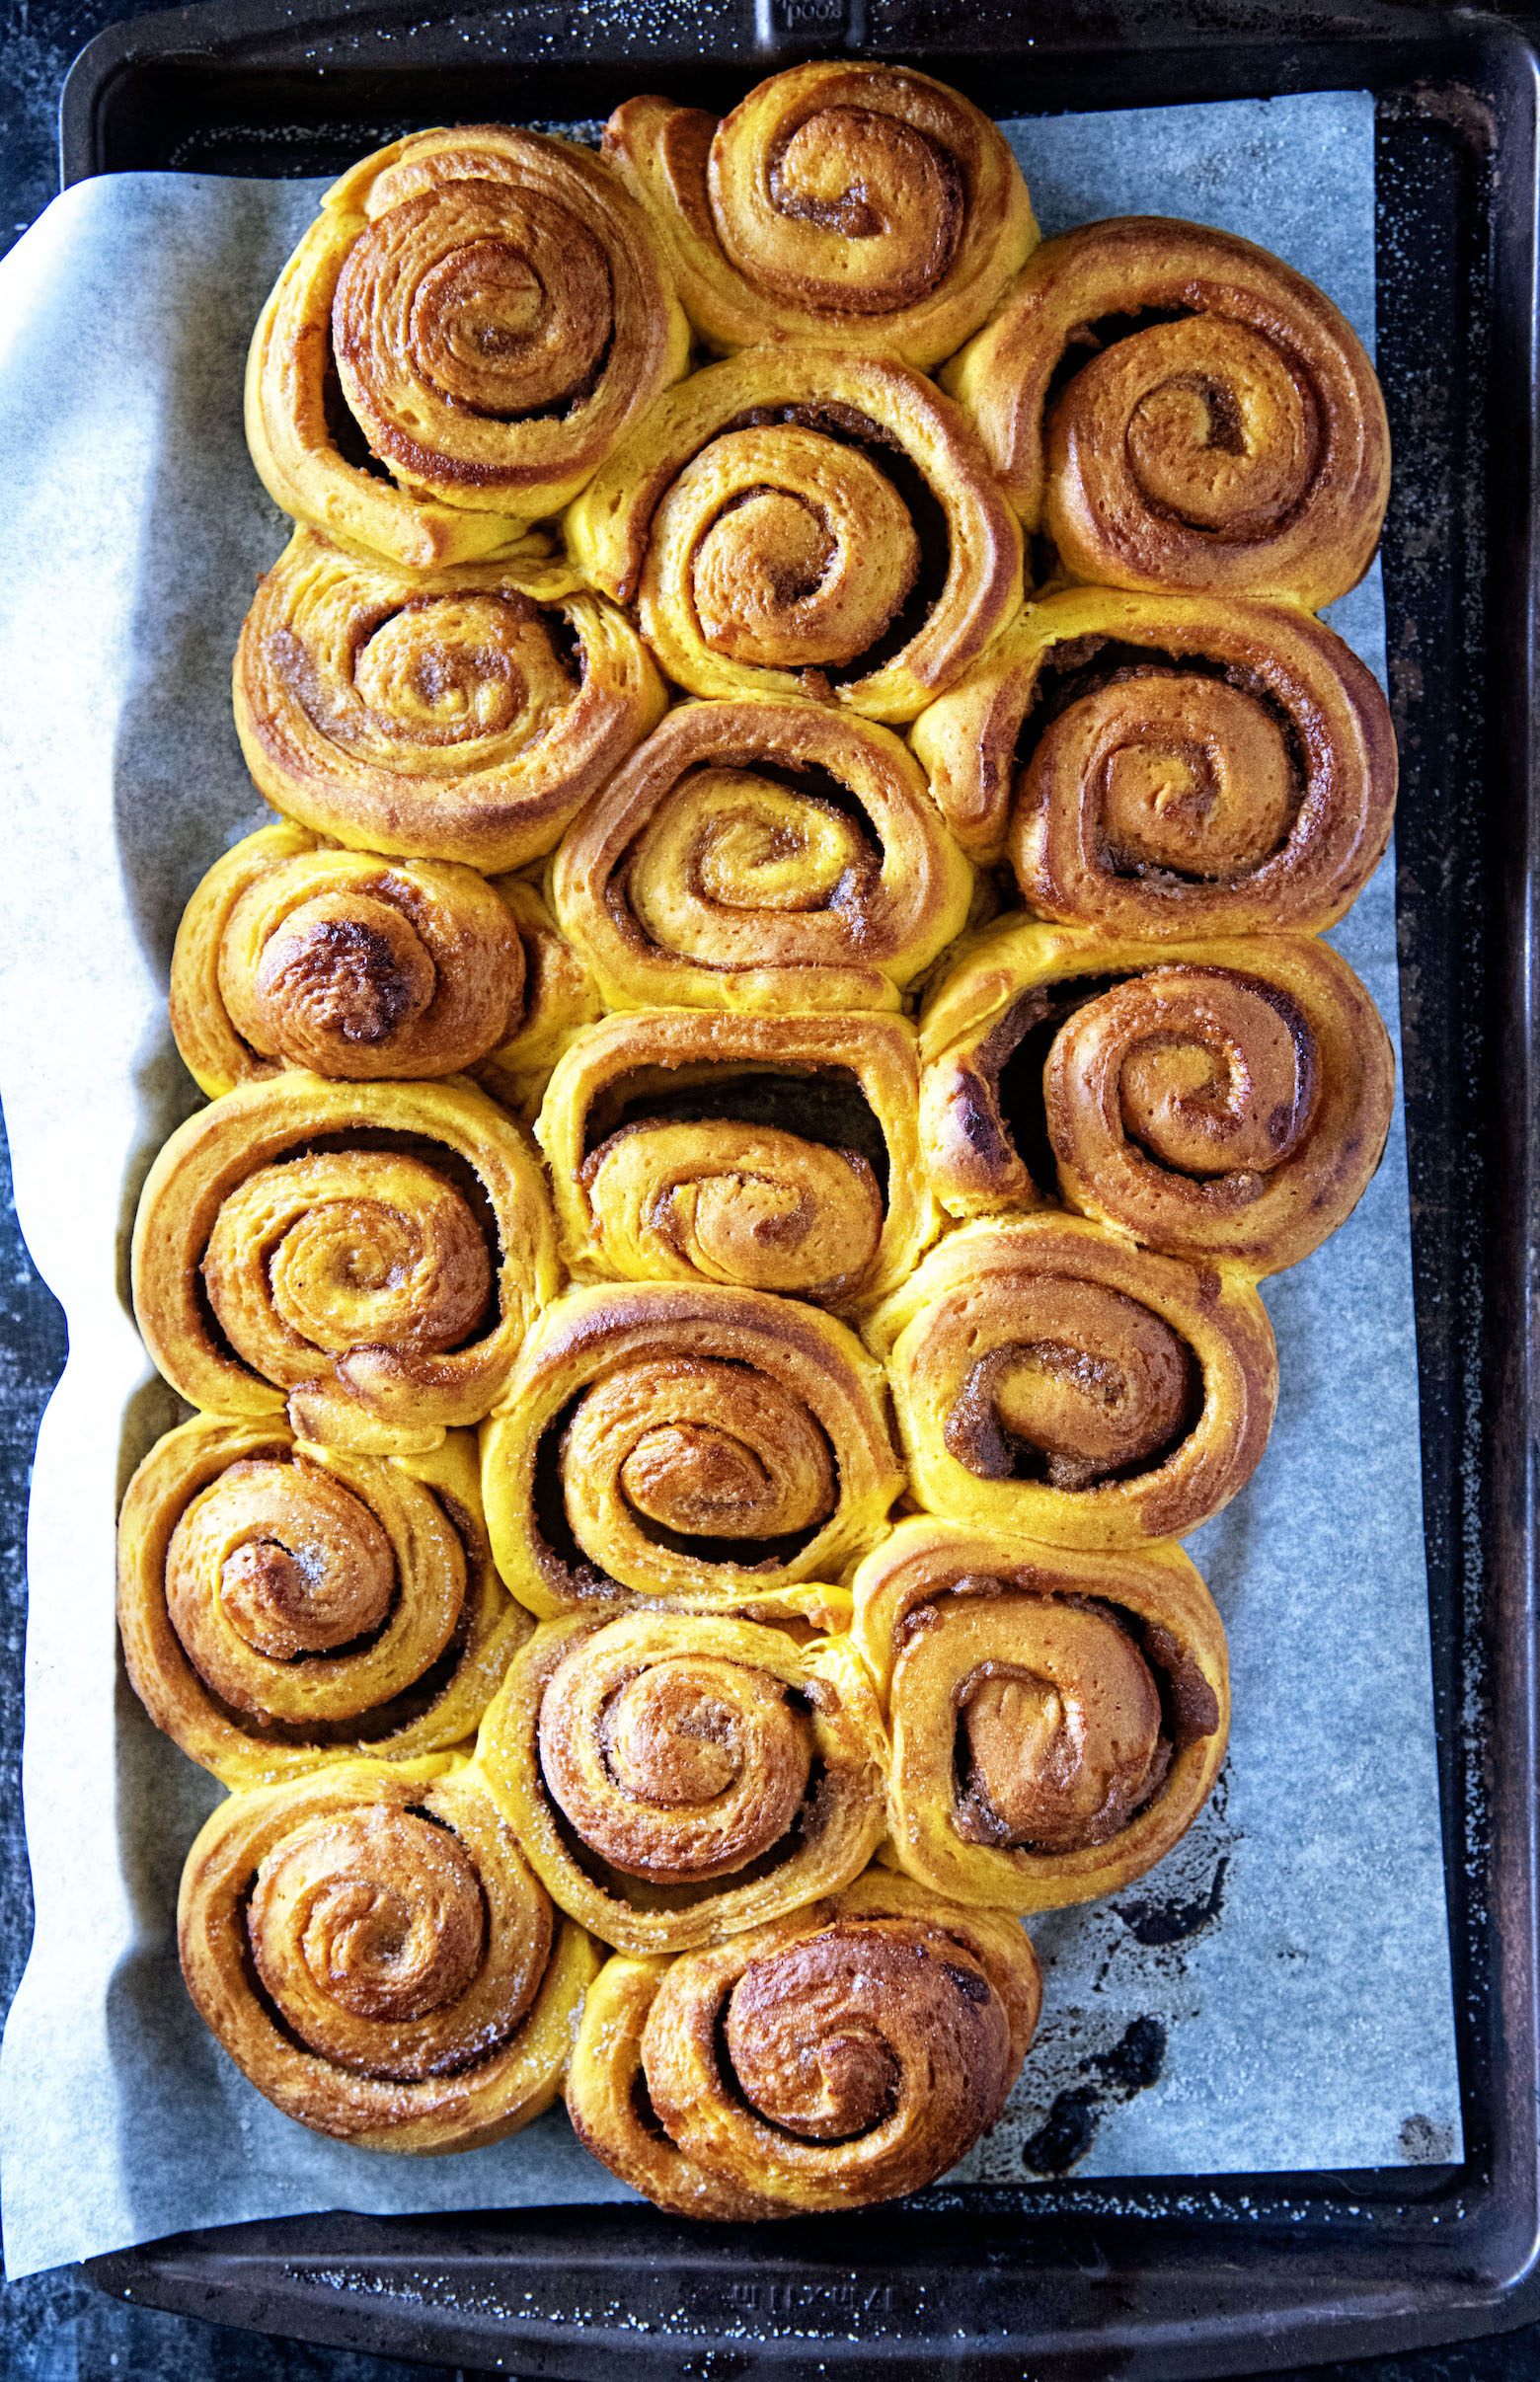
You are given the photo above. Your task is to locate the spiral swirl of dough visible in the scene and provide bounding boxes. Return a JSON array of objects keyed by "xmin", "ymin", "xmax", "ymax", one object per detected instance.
[
  {"xmin": 117, "ymin": 1417, "xmax": 526, "ymax": 1789},
  {"xmin": 170, "ymin": 825, "xmax": 525, "ymax": 1095},
  {"xmin": 481, "ymin": 1281, "xmax": 902, "ymax": 1619},
  {"xmin": 548, "ymin": 697, "xmax": 973, "ymax": 1014},
  {"xmin": 910, "ymin": 588, "xmax": 1397, "ymax": 929},
  {"xmin": 246, "ymin": 126, "xmax": 690, "ymax": 567},
  {"xmin": 852, "ymin": 1516, "xmax": 1228, "ymax": 1910},
  {"xmin": 917, "ymin": 916, "xmax": 1393, "ymax": 1273},
  {"xmin": 566, "ymin": 1871, "xmax": 1041, "ymax": 2214},
  {"xmin": 566, "ymin": 347, "xmax": 1022, "ymax": 723},
  {"xmin": 602, "ymin": 64, "xmax": 1037, "ymax": 368},
  {"xmin": 131, "ymin": 1073, "xmax": 560, "ymax": 1454},
  {"xmin": 866, "ymin": 1215, "xmax": 1276, "ymax": 1549},
  {"xmin": 179, "ymin": 1761, "xmax": 598, "ymax": 2150},
  {"xmin": 234, "ymin": 531, "xmax": 665, "ymax": 875},
  {"xmin": 536, "ymin": 1010, "xmax": 935, "ymax": 1309},
  {"xmin": 476, "ymin": 1609, "xmax": 886, "ymax": 1954},
  {"xmin": 945, "ymin": 217, "xmax": 1389, "ymax": 607}
]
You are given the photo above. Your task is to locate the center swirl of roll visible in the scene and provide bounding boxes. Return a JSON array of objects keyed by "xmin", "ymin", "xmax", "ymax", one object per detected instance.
[
  {"xmin": 942, "ymin": 1279, "xmax": 1194, "ymax": 1490},
  {"xmin": 656, "ymin": 427, "xmax": 919, "ymax": 670},
  {"xmin": 248, "ymin": 1806, "xmax": 487, "ymax": 2062},
  {"xmin": 539, "ymin": 1643, "xmax": 814, "ymax": 1883},
  {"xmin": 250, "ymin": 898, "xmax": 438, "ymax": 1052},
  {"xmin": 1060, "ymin": 318, "xmax": 1319, "ymax": 542},
  {"xmin": 955, "ymin": 1603, "xmax": 1167, "ymax": 1853},
  {"xmin": 348, "ymin": 592, "xmax": 573, "ymax": 750},
  {"xmin": 758, "ymin": 108, "xmax": 962, "ymax": 305},
  {"xmin": 1027, "ymin": 670, "xmax": 1298, "ymax": 880},
  {"xmin": 201, "ymin": 1150, "xmax": 492, "ymax": 1377},
  {"xmin": 561, "ymin": 1357, "xmax": 837, "ymax": 1557},
  {"xmin": 333, "ymin": 183, "xmax": 614, "ymax": 449},
  {"xmin": 169, "ymin": 1457, "xmax": 395, "ymax": 1691},
  {"xmin": 1052, "ymin": 968, "xmax": 1320, "ymax": 1181},
  {"xmin": 721, "ymin": 1921, "xmax": 1008, "ymax": 2147},
  {"xmin": 625, "ymin": 767, "xmax": 882, "ymax": 969},
  {"xmin": 582, "ymin": 1120, "xmax": 884, "ymax": 1299}
]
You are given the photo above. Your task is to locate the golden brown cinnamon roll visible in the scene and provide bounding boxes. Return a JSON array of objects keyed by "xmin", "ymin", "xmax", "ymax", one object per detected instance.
[
  {"xmin": 234, "ymin": 531, "xmax": 665, "ymax": 874},
  {"xmin": 480, "ymin": 1281, "xmax": 902, "ymax": 1618},
  {"xmin": 118, "ymin": 1416, "xmax": 525, "ymax": 1789},
  {"xmin": 946, "ymin": 217, "xmax": 1389, "ymax": 607},
  {"xmin": 566, "ymin": 347, "xmax": 1023, "ymax": 723},
  {"xmin": 909, "ymin": 588, "xmax": 1397, "ymax": 927},
  {"xmin": 476, "ymin": 1609, "xmax": 886, "ymax": 1955},
  {"xmin": 866, "ymin": 1216, "xmax": 1276, "ymax": 1549},
  {"xmin": 170, "ymin": 825, "xmax": 525, "ymax": 1095},
  {"xmin": 603, "ymin": 65, "xmax": 1037, "ymax": 369},
  {"xmin": 852, "ymin": 1517, "xmax": 1228, "ymax": 1910},
  {"xmin": 535, "ymin": 1009, "xmax": 936, "ymax": 1308},
  {"xmin": 566, "ymin": 1870, "xmax": 1041, "ymax": 2214},
  {"xmin": 548, "ymin": 696, "xmax": 973, "ymax": 1014},
  {"xmin": 131, "ymin": 1073, "xmax": 560, "ymax": 1454},
  {"xmin": 246, "ymin": 126, "xmax": 690, "ymax": 566},
  {"xmin": 179, "ymin": 1760, "xmax": 598, "ymax": 2150},
  {"xmin": 919, "ymin": 917, "xmax": 1394, "ymax": 1274}
]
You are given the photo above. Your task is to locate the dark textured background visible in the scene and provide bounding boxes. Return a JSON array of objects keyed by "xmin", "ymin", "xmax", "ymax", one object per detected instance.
[{"xmin": 4, "ymin": 4, "xmax": 1540, "ymax": 2373}]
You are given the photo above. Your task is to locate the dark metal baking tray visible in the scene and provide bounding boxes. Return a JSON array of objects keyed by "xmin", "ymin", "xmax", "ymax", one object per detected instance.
[{"xmin": 48, "ymin": 2, "xmax": 1540, "ymax": 2372}]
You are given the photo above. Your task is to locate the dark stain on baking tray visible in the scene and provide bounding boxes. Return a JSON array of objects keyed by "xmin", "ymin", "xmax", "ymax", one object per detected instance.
[{"xmin": 56, "ymin": 2, "xmax": 1540, "ymax": 2375}]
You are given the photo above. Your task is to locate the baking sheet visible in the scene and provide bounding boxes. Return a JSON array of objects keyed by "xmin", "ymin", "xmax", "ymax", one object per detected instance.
[{"xmin": 0, "ymin": 90, "xmax": 1461, "ymax": 2279}]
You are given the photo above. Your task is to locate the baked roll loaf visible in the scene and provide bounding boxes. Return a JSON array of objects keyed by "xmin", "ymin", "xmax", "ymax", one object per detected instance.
[
  {"xmin": 118, "ymin": 1417, "xmax": 524, "ymax": 1789},
  {"xmin": 566, "ymin": 346, "xmax": 1022, "ymax": 722},
  {"xmin": 179, "ymin": 1759, "xmax": 598, "ymax": 2150},
  {"xmin": 919, "ymin": 918, "xmax": 1394, "ymax": 1274},
  {"xmin": 852, "ymin": 1516, "xmax": 1228, "ymax": 1909},
  {"xmin": 234, "ymin": 531, "xmax": 665, "ymax": 874},
  {"xmin": 866, "ymin": 1215, "xmax": 1276, "ymax": 1549},
  {"xmin": 476, "ymin": 1609, "xmax": 886, "ymax": 1955},
  {"xmin": 910, "ymin": 586, "xmax": 1397, "ymax": 929},
  {"xmin": 247, "ymin": 126, "xmax": 689, "ymax": 565},
  {"xmin": 131, "ymin": 1073, "xmax": 559, "ymax": 1453},
  {"xmin": 603, "ymin": 63, "xmax": 1037, "ymax": 368},
  {"xmin": 535, "ymin": 1008, "xmax": 937, "ymax": 1308},
  {"xmin": 947, "ymin": 217, "xmax": 1389, "ymax": 607},
  {"xmin": 480, "ymin": 1280, "xmax": 902, "ymax": 1618},
  {"xmin": 566, "ymin": 1871, "xmax": 1041, "ymax": 2214},
  {"xmin": 548, "ymin": 696, "xmax": 973, "ymax": 1014}
]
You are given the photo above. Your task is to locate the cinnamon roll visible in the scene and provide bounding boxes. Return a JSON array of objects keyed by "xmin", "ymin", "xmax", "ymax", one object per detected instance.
[
  {"xmin": 170, "ymin": 825, "xmax": 525, "ymax": 1095},
  {"xmin": 234, "ymin": 530, "xmax": 665, "ymax": 874},
  {"xmin": 852, "ymin": 1516, "xmax": 1228, "ymax": 1909},
  {"xmin": 919, "ymin": 917, "xmax": 1394, "ymax": 1274},
  {"xmin": 476, "ymin": 1609, "xmax": 886, "ymax": 1955},
  {"xmin": 603, "ymin": 64, "xmax": 1037, "ymax": 369},
  {"xmin": 565, "ymin": 346, "xmax": 1023, "ymax": 723},
  {"xmin": 247, "ymin": 126, "xmax": 690, "ymax": 567},
  {"xmin": 131, "ymin": 1073, "xmax": 560, "ymax": 1453},
  {"xmin": 547, "ymin": 696, "xmax": 973, "ymax": 1014},
  {"xmin": 946, "ymin": 217, "xmax": 1389, "ymax": 607},
  {"xmin": 909, "ymin": 587, "xmax": 1397, "ymax": 928},
  {"xmin": 179, "ymin": 1760, "xmax": 598, "ymax": 2150},
  {"xmin": 118, "ymin": 1416, "xmax": 525, "ymax": 1789},
  {"xmin": 866, "ymin": 1215, "xmax": 1276, "ymax": 1549},
  {"xmin": 535, "ymin": 1009, "xmax": 936, "ymax": 1308},
  {"xmin": 566, "ymin": 1870, "xmax": 1041, "ymax": 2214},
  {"xmin": 480, "ymin": 1281, "xmax": 902, "ymax": 1618}
]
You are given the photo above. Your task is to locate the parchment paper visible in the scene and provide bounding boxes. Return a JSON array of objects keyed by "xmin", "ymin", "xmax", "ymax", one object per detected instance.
[{"xmin": 0, "ymin": 91, "xmax": 1462, "ymax": 2280}]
